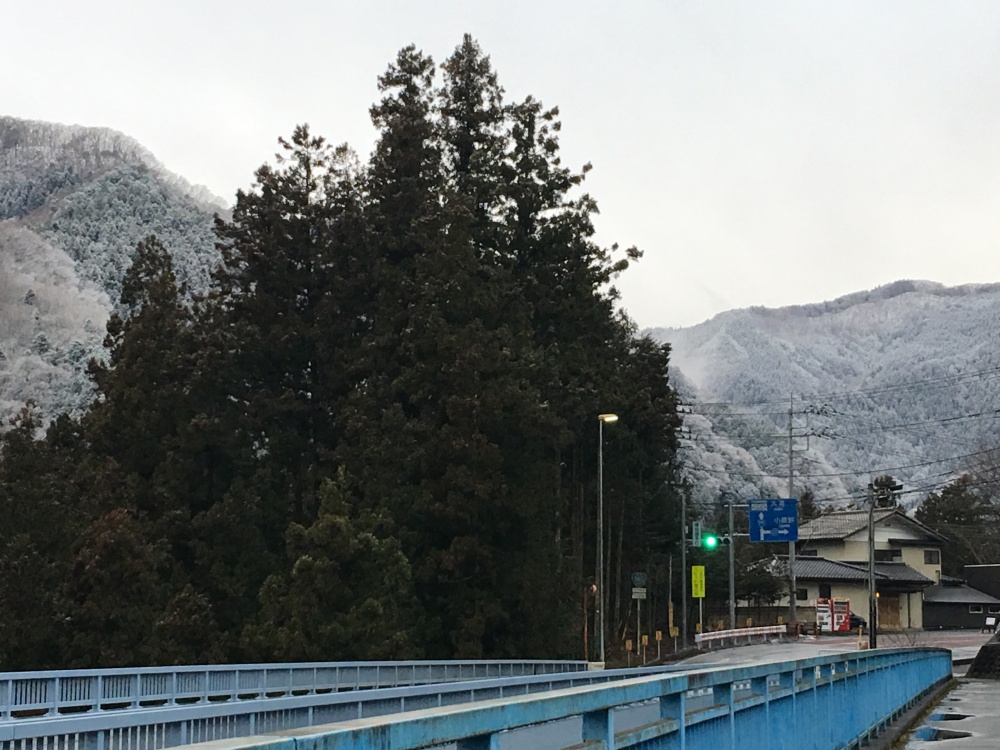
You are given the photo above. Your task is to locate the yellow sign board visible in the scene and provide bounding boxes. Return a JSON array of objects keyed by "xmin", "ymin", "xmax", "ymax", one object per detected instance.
[
  {"xmin": 655, "ymin": 630, "xmax": 662, "ymax": 642},
  {"xmin": 692, "ymin": 565, "xmax": 706, "ymax": 599},
  {"xmin": 642, "ymin": 634, "xmax": 649, "ymax": 646}
]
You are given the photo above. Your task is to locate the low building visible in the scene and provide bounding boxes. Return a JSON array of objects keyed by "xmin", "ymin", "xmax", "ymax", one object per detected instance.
[
  {"xmin": 923, "ymin": 575, "xmax": 1000, "ymax": 629},
  {"xmin": 792, "ymin": 508, "xmax": 946, "ymax": 629}
]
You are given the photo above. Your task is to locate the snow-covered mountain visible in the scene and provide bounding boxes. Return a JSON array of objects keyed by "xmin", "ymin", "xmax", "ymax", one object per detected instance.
[
  {"xmin": 4, "ymin": 115, "xmax": 1000, "ymax": 516},
  {"xmin": 0, "ymin": 116, "xmax": 222, "ymax": 422},
  {"xmin": 650, "ymin": 281, "xmax": 1000, "ymax": 510}
]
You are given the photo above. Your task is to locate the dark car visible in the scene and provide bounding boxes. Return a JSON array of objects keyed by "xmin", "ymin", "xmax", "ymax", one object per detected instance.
[{"xmin": 849, "ymin": 612, "xmax": 867, "ymax": 630}]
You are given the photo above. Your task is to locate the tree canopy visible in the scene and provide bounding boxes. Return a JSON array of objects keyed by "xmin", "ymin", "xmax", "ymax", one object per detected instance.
[{"xmin": 0, "ymin": 36, "xmax": 680, "ymax": 668}]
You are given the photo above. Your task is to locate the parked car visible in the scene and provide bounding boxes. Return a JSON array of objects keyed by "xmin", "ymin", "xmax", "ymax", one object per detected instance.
[{"xmin": 849, "ymin": 612, "xmax": 867, "ymax": 630}]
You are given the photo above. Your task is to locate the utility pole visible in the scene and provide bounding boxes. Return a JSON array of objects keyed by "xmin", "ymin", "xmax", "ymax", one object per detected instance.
[
  {"xmin": 728, "ymin": 497, "xmax": 736, "ymax": 630},
  {"xmin": 788, "ymin": 393, "xmax": 797, "ymax": 624},
  {"xmin": 868, "ymin": 482, "xmax": 877, "ymax": 649},
  {"xmin": 681, "ymin": 489, "xmax": 688, "ymax": 650}
]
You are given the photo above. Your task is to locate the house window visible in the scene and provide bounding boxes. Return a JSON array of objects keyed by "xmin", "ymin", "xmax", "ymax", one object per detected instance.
[
  {"xmin": 800, "ymin": 549, "xmax": 819, "ymax": 557},
  {"xmin": 819, "ymin": 583, "xmax": 832, "ymax": 599},
  {"xmin": 924, "ymin": 550, "xmax": 941, "ymax": 565},
  {"xmin": 874, "ymin": 549, "xmax": 901, "ymax": 562},
  {"xmin": 989, "ymin": 606, "xmax": 1000, "ymax": 615},
  {"xmin": 796, "ymin": 588, "xmax": 808, "ymax": 601},
  {"xmin": 970, "ymin": 605, "xmax": 984, "ymax": 614}
]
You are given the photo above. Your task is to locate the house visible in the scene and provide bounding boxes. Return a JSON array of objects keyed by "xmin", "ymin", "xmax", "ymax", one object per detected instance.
[
  {"xmin": 790, "ymin": 557, "xmax": 934, "ymax": 629},
  {"xmin": 791, "ymin": 508, "xmax": 947, "ymax": 629},
  {"xmin": 922, "ymin": 574, "xmax": 1000, "ymax": 629}
]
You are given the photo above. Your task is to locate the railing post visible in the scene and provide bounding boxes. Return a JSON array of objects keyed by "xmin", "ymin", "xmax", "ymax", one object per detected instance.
[
  {"xmin": 659, "ymin": 689, "xmax": 686, "ymax": 749},
  {"xmin": 582, "ymin": 707, "xmax": 614, "ymax": 748}
]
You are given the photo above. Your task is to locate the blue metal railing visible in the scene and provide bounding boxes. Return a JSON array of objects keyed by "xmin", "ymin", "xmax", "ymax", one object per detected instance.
[
  {"xmin": 33, "ymin": 647, "xmax": 941, "ymax": 750},
  {"xmin": 0, "ymin": 650, "xmax": 953, "ymax": 749},
  {"xmin": 0, "ymin": 664, "xmax": 697, "ymax": 750},
  {"xmin": 0, "ymin": 660, "xmax": 586, "ymax": 720}
]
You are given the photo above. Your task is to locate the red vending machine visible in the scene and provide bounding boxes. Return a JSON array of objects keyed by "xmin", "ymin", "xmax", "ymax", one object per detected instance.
[{"xmin": 816, "ymin": 598, "xmax": 851, "ymax": 632}]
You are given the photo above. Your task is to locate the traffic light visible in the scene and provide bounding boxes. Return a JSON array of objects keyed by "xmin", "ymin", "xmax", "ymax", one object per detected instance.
[{"xmin": 702, "ymin": 534, "xmax": 731, "ymax": 550}]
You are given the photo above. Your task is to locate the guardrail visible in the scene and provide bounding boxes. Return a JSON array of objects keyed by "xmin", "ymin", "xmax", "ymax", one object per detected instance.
[
  {"xmin": 137, "ymin": 647, "xmax": 947, "ymax": 750},
  {"xmin": 0, "ymin": 664, "xmax": 693, "ymax": 750},
  {"xmin": 694, "ymin": 624, "xmax": 787, "ymax": 647},
  {"xmin": 0, "ymin": 660, "xmax": 586, "ymax": 720}
]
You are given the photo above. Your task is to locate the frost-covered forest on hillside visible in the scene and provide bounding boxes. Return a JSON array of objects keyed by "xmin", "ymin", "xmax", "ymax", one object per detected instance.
[
  {"xmin": 653, "ymin": 280, "xmax": 1000, "ymax": 510},
  {"xmin": 0, "ymin": 116, "xmax": 222, "ymax": 421}
]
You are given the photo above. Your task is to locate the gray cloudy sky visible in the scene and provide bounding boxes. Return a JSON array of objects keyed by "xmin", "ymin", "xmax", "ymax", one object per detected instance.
[{"xmin": 6, "ymin": 1, "xmax": 1000, "ymax": 329}]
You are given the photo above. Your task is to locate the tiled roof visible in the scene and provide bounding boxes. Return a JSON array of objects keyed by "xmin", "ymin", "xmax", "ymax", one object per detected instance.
[
  {"xmin": 843, "ymin": 561, "xmax": 935, "ymax": 585},
  {"xmin": 923, "ymin": 583, "xmax": 1000, "ymax": 605},
  {"xmin": 793, "ymin": 557, "xmax": 872, "ymax": 581},
  {"xmin": 797, "ymin": 509, "xmax": 946, "ymax": 543},
  {"xmin": 797, "ymin": 510, "xmax": 897, "ymax": 541},
  {"xmin": 787, "ymin": 557, "xmax": 934, "ymax": 587}
]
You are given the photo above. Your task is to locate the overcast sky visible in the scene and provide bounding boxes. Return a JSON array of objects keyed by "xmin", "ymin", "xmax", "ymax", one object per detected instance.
[{"xmin": 6, "ymin": 1, "xmax": 1000, "ymax": 329}]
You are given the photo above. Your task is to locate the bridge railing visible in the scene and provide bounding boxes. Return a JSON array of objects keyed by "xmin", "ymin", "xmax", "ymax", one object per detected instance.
[
  {"xmin": 694, "ymin": 624, "xmax": 786, "ymax": 647},
  {"xmin": 0, "ymin": 663, "xmax": 695, "ymax": 750},
  {"xmin": 0, "ymin": 660, "xmax": 586, "ymax": 720},
  {"xmin": 95, "ymin": 647, "xmax": 948, "ymax": 750}
]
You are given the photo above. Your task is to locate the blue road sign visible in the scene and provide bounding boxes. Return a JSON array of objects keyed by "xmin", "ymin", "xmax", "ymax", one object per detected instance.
[{"xmin": 749, "ymin": 498, "xmax": 799, "ymax": 542}]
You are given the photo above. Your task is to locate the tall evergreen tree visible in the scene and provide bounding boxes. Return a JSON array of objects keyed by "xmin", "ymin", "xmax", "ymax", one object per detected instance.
[
  {"xmin": 242, "ymin": 475, "xmax": 421, "ymax": 660},
  {"xmin": 0, "ymin": 406, "xmax": 84, "ymax": 669},
  {"xmin": 916, "ymin": 474, "xmax": 999, "ymax": 576},
  {"xmin": 209, "ymin": 129, "xmax": 364, "ymax": 529}
]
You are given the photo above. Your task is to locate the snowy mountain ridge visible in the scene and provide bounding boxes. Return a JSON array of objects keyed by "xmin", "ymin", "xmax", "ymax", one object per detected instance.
[
  {"xmin": 0, "ymin": 116, "xmax": 222, "ymax": 423},
  {"xmin": 2, "ymin": 114, "xmax": 999, "ymax": 517},
  {"xmin": 651, "ymin": 281, "xmax": 1000, "ymax": 510}
]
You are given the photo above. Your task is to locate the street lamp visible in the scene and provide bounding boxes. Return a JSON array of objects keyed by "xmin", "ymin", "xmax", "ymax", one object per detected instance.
[{"xmin": 597, "ymin": 412, "xmax": 618, "ymax": 665}]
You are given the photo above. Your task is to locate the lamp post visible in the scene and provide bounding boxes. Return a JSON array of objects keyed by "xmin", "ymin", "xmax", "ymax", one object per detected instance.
[{"xmin": 597, "ymin": 413, "xmax": 618, "ymax": 665}]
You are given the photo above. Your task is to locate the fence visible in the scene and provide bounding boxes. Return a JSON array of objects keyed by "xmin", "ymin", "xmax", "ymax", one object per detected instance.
[
  {"xmin": 92, "ymin": 647, "xmax": 949, "ymax": 750},
  {"xmin": 694, "ymin": 624, "xmax": 787, "ymax": 647},
  {"xmin": 0, "ymin": 663, "xmax": 699, "ymax": 750},
  {"xmin": 0, "ymin": 660, "xmax": 586, "ymax": 720}
]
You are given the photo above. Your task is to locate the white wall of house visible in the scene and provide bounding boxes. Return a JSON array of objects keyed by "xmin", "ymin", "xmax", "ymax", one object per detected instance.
[
  {"xmin": 768, "ymin": 581, "xmax": 923, "ymax": 629},
  {"xmin": 899, "ymin": 546, "xmax": 941, "ymax": 584},
  {"xmin": 901, "ymin": 589, "xmax": 923, "ymax": 629},
  {"xmin": 770, "ymin": 581, "xmax": 868, "ymax": 621}
]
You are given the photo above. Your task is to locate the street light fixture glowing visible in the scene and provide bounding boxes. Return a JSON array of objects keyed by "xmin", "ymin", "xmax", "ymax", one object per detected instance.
[{"xmin": 598, "ymin": 413, "xmax": 618, "ymax": 423}]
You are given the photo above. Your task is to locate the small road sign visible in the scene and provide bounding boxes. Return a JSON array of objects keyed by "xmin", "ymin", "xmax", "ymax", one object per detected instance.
[
  {"xmin": 692, "ymin": 565, "xmax": 706, "ymax": 598},
  {"xmin": 632, "ymin": 587, "xmax": 647, "ymax": 600},
  {"xmin": 749, "ymin": 498, "xmax": 799, "ymax": 542}
]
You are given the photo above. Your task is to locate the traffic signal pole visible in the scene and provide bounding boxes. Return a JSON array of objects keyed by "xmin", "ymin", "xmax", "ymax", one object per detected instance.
[
  {"xmin": 729, "ymin": 499, "xmax": 736, "ymax": 630},
  {"xmin": 681, "ymin": 490, "xmax": 688, "ymax": 650}
]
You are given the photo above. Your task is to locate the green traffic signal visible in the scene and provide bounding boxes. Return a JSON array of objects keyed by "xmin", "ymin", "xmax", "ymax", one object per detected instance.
[{"xmin": 703, "ymin": 534, "xmax": 719, "ymax": 549}]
